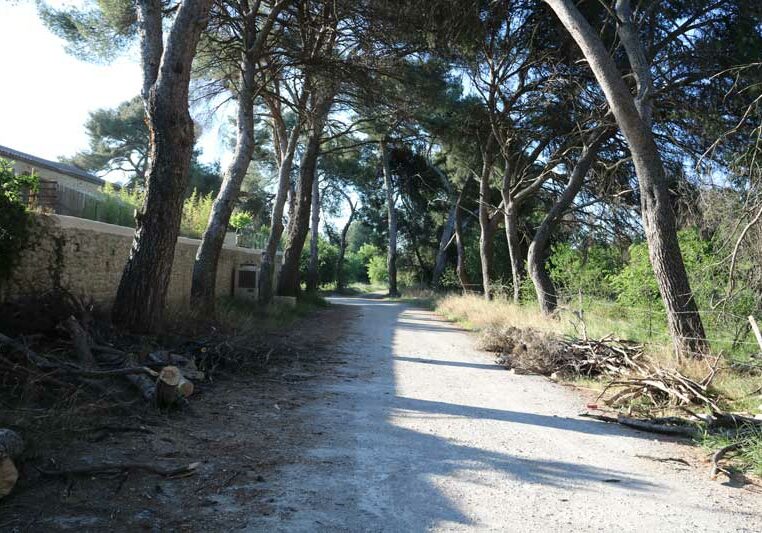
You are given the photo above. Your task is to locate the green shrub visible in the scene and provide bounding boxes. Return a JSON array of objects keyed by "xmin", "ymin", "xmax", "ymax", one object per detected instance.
[
  {"xmin": 367, "ymin": 254, "xmax": 388, "ymax": 284},
  {"xmin": 549, "ymin": 242, "xmax": 623, "ymax": 299},
  {"xmin": 230, "ymin": 210, "xmax": 254, "ymax": 231},
  {"xmin": 0, "ymin": 158, "xmax": 38, "ymax": 284},
  {"xmin": 180, "ymin": 189, "xmax": 214, "ymax": 238}
]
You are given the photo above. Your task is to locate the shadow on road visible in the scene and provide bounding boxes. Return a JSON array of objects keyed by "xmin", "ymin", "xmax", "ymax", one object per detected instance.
[{"xmin": 294, "ymin": 296, "xmax": 663, "ymax": 529}]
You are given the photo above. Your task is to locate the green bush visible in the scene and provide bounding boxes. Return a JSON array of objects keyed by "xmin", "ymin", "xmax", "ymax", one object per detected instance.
[
  {"xmin": 549, "ymin": 242, "xmax": 623, "ymax": 299},
  {"xmin": 180, "ymin": 189, "xmax": 215, "ymax": 238},
  {"xmin": 367, "ymin": 254, "xmax": 388, "ymax": 284},
  {"xmin": 299, "ymin": 235, "xmax": 340, "ymax": 285},
  {"xmin": 0, "ymin": 158, "xmax": 38, "ymax": 284},
  {"xmin": 230, "ymin": 210, "xmax": 254, "ymax": 231}
]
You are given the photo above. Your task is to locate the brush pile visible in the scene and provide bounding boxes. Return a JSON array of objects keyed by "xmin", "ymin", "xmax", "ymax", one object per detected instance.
[
  {"xmin": 482, "ymin": 325, "xmax": 646, "ymax": 378},
  {"xmin": 0, "ymin": 289, "xmax": 272, "ymax": 414},
  {"xmin": 481, "ymin": 325, "xmax": 723, "ymax": 411}
]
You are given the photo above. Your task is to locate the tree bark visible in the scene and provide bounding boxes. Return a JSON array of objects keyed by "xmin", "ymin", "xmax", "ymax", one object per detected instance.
[
  {"xmin": 112, "ymin": 0, "xmax": 213, "ymax": 332},
  {"xmin": 258, "ymin": 92, "xmax": 307, "ymax": 304},
  {"xmin": 305, "ymin": 176, "xmax": 320, "ymax": 292},
  {"xmin": 503, "ymin": 199, "xmax": 523, "ymax": 303},
  {"xmin": 429, "ymin": 164, "xmax": 456, "ymax": 289},
  {"xmin": 454, "ymin": 178, "xmax": 472, "ymax": 294},
  {"xmin": 380, "ymin": 139, "xmax": 400, "ymax": 297},
  {"xmin": 528, "ymin": 133, "xmax": 607, "ymax": 314},
  {"xmin": 190, "ymin": 0, "xmax": 286, "ymax": 315},
  {"xmin": 335, "ymin": 193, "xmax": 356, "ymax": 290},
  {"xmin": 432, "ymin": 204, "xmax": 456, "ymax": 289},
  {"xmin": 478, "ymin": 143, "xmax": 499, "ymax": 300},
  {"xmin": 543, "ymin": 0, "xmax": 708, "ymax": 356},
  {"xmin": 277, "ymin": 101, "xmax": 331, "ymax": 297}
]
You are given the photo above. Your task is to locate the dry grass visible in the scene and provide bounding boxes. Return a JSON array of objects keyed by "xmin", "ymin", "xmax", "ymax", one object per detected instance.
[
  {"xmin": 433, "ymin": 293, "xmax": 762, "ymax": 413},
  {"xmin": 436, "ymin": 293, "xmax": 563, "ymax": 334}
]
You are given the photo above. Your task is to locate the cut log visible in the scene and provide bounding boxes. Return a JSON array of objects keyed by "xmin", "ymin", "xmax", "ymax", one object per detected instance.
[
  {"xmin": 155, "ymin": 366, "xmax": 194, "ymax": 407},
  {"xmin": 147, "ymin": 352, "xmax": 204, "ymax": 381},
  {"xmin": 0, "ymin": 429, "xmax": 23, "ymax": 499},
  {"xmin": 0, "ymin": 458, "xmax": 18, "ymax": 499}
]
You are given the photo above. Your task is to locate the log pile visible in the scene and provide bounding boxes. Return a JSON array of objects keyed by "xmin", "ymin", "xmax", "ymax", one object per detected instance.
[
  {"xmin": 0, "ymin": 429, "xmax": 23, "ymax": 499},
  {"xmin": 0, "ymin": 315, "xmax": 196, "ymax": 409}
]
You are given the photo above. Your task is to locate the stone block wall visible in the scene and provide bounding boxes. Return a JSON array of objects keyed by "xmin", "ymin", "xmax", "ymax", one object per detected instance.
[{"xmin": 1, "ymin": 214, "xmax": 278, "ymax": 310}]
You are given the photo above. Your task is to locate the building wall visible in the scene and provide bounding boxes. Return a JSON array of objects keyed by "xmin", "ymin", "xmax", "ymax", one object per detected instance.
[
  {"xmin": 11, "ymin": 161, "xmax": 104, "ymax": 195},
  {"xmin": 1, "ymin": 214, "xmax": 280, "ymax": 310}
]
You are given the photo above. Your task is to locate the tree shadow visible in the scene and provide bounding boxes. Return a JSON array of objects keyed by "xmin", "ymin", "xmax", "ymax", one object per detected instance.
[{"xmin": 251, "ymin": 296, "xmax": 671, "ymax": 530}]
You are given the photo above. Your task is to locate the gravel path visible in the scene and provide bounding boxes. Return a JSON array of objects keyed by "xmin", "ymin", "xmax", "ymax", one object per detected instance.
[{"xmin": 246, "ymin": 296, "xmax": 762, "ymax": 532}]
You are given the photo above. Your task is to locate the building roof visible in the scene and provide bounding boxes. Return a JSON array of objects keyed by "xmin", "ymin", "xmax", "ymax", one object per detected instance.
[{"xmin": 0, "ymin": 144, "xmax": 110, "ymax": 187}]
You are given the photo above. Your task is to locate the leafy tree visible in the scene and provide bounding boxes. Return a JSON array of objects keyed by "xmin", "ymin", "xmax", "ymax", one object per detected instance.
[{"xmin": 63, "ymin": 96, "xmax": 221, "ymax": 195}]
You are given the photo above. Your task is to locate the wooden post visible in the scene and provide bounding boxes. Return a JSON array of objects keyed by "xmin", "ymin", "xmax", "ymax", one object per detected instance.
[{"xmin": 748, "ymin": 315, "xmax": 762, "ymax": 354}]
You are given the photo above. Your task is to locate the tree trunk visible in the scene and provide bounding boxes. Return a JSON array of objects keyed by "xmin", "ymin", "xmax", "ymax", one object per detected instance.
[
  {"xmin": 528, "ymin": 133, "xmax": 607, "ymax": 314},
  {"xmin": 454, "ymin": 179, "xmax": 472, "ymax": 294},
  {"xmin": 543, "ymin": 0, "xmax": 708, "ymax": 356},
  {"xmin": 380, "ymin": 139, "xmax": 399, "ymax": 297},
  {"xmin": 191, "ymin": 75, "xmax": 254, "ymax": 315},
  {"xmin": 432, "ymin": 204, "xmax": 456, "ymax": 289},
  {"xmin": 335, "ymin": 199, "xmax": 356, "ymax": 290},
  {"xmin": 258, "ymin": 95, "xmax": 306, "ymax": 304},
  {"xmin": 503, "ymin": 199, "xmax": 523, "ymax": 303},
  {"xmin": 190, "ymin": 2, "xmax": 285, "ymax": 315},
  {"xmin": 111, "ymin": 0, "xmax": 212, "ymax": 332},
  {"xmin": 305, "ymin": 176, "xmax": 320, "ymax": 292},
  {"xmin": 478, "ymin": 146, "xmax": 498, "ymax": 300},
  {"xmin": 277, "ymin": 105, "xmax": 329, "ymax": 297}
]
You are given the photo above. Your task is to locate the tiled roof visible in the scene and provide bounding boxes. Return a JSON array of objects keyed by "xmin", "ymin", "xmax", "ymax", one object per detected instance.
[{"xmin": 0, "ymin": 144, "xmax": 110, "ymax": 187}]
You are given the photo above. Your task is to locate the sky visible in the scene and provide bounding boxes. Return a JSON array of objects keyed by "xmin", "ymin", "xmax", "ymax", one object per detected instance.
[{"xmin": 0, "ymin": 1, "xmax": 227, "ymax": 183}]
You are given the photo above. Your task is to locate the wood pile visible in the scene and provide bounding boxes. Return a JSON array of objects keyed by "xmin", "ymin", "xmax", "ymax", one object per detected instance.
[
  {"xmin": 556, "ymin": 335, "xmax": 646, "ymax": 377},
  {"xmin": 0, "ymin": 429, "xmax": 23, "ymax": 499}
]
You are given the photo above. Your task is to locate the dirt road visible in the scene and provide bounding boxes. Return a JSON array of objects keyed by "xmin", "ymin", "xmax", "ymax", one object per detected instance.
[{"xmin": 246, "ymin": 296, "xmax": 762, "ymax": 532}]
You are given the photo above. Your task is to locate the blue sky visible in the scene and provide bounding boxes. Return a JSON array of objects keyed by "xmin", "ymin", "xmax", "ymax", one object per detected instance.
[{"xmin": 0, "ymin": 1, "xmax": 226, "ymax": 183}]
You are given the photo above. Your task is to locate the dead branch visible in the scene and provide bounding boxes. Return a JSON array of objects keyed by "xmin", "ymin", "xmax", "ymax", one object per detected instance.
[
  {"xmin": 38, "ymin": 461, "xmax": 200, "ymax": 478},
  {"xmin": 579, "ymin": 413, "xmax": 700, "ymax": 438},
  {"xmin": 710, "ymin": 443, "xmax": 741, "ymax": 479}
]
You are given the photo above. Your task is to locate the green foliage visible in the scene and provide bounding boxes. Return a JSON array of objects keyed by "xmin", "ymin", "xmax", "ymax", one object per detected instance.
[
  {"xmin": 230, "ymin": 211, "xmax": 254, "ymax": 231},
  {"xmin": 549, "ymin": 242, "xmax": 624, "ymax": 298},
  {"xmin": 81, "ymin": 182, "xmax": 141, "ymax": 227},
  {"xmin": 38, "ymin": 0, "xmax": 136, "ymax": 63},
  {"xmin": 0, "ymin": 158, "xmax": 38, "ymax": 284},
  {"xmin": 367, "ymin": 255, "xmax": 389, "ymax": 285},
  {"xmin": 180, "ymin": 189, "xmax": 215, "ymax": 239},
  {"xmin": 357, "ymin": 243, "xmax": 382, "ymax": 265},
  {"xmin": 299, "ymin": 235, "xmax": 339, "ymax": 285}
]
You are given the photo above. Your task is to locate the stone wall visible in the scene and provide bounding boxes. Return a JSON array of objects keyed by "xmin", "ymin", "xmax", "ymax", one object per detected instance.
[{"xmin": 1, "ymin": 214, "xmax": 279, "ymax": 310}]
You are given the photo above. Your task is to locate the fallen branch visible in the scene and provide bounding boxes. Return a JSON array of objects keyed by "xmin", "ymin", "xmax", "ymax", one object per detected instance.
[
  {"xmin": 710, "ymin": 443, "xmax": 741, "ymax": 479},
  {"xmin": 580, "ymin": 412, "xmax": 699, "ymax": 438},
  {"xmin": 38, "ymin": 461, "xmax": 200, "ymax": 478}
]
